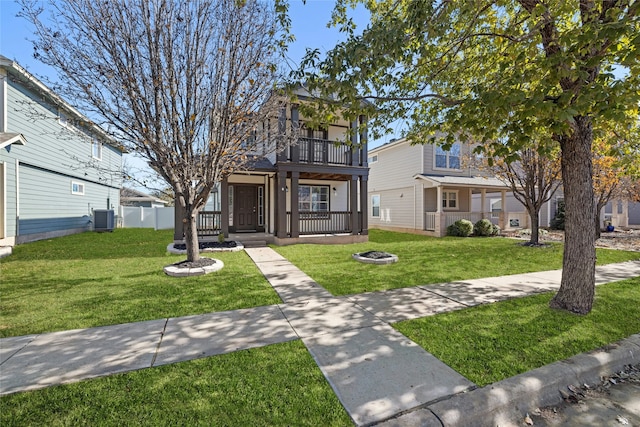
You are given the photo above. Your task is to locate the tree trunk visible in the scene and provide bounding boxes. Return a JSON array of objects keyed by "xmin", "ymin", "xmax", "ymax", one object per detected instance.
[
  {"xmin": 595, "ymin": 201, "xmax": 605, "ymax": 239},
  {"xmin": 177, "ymin": 203, "xmax": 201, "ymax": 262},
  {"xmin": 527, "ymin": 208, "xmax": 540, "ymax": 245},
  {"xmin": 549, "ymin": 117, "xmax": 596, "ymax": 314}
]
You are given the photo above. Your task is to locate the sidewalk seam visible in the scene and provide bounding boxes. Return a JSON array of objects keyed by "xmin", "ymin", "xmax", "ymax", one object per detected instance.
[{"xmin": 150, "ymin": 318, "xmax": 169, "ymax": 367}]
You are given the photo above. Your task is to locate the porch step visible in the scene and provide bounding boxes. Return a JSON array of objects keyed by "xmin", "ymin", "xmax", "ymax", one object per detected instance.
[{"xmin": 241, "ymin": 240, "xmax": 268, "ymax": 248}]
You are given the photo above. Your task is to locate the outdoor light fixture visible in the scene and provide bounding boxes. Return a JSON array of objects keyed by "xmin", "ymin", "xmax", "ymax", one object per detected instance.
[{"xmin": 333, "ymin": 187, "xmax": 337, "ymax": 196}]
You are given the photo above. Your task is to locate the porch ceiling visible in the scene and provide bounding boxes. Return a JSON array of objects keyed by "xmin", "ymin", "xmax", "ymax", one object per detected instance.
[
  {"xmin": 300, "ymin": 171, "xmax": 347, "ymax": 180},
  {"xmin": 414, "ymin": 174, "xmax": 510, "ymax": 191}
]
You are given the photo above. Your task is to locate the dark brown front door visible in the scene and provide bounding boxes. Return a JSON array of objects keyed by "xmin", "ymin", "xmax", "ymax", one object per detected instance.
[{"xmin": 235, "ymin": 185, "xmax": 257, "ymax": 231}]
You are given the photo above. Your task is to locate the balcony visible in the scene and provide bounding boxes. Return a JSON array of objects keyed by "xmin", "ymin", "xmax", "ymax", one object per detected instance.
[{"xmin": 282, "ymin": 137, "xmax": 358, "ymax": 166}]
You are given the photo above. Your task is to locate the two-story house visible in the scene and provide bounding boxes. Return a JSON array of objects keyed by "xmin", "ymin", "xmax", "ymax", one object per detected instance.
[
  {"xmin": 0, "ymin": 55, "xmax": 124, "ymax": 247},
  {"xmin": 367, "ymin": 137, "xmax": 530, "ymax": 237},
  {"xmin": 175, "ymin": 87, "xmax": 370, "ymax": 245}
]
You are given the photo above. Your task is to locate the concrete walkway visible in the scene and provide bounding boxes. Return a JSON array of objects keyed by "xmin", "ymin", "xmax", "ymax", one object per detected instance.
[{"xmin": 1, "ymin": 250, "xmax": 639, "ymax": 426}]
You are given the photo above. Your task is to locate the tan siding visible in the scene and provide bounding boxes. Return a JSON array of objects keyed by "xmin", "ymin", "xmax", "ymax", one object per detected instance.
[{"xmin": 368, "ymin": 141, "xmax": 422, "ymax": 192}]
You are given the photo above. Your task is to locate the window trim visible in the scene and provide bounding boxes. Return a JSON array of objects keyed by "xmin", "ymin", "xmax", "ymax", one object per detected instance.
[
  {"xmin": 368, "ymin": 154, "xmax": 378, "ymax": 164},
  {"xmin": 442, "ymin": 190, "xmax": 459, "ymax": 210},
  {"xmin": 298, "ymin": 184, "xmax": 330, "ymax": 213},
  {"xmin": 92, "ymin": 138, "xmax": 103, "ymax": 160},
  {"xmin": 71, "ymin": 181, "xmax": 85, "ymax": 195},
  {"xmin": 433, "ymin": 143, "xmax": 462, "ymax": 171},
  {"xmin": 371, "ymin": 194, "xmax": 380, "ymax": 218}
]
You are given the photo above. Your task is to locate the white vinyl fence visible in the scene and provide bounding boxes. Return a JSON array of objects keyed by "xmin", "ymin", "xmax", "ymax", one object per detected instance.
[{"xmin": 119, "ymin": 206, "xmax": 175, "ymax": 230}]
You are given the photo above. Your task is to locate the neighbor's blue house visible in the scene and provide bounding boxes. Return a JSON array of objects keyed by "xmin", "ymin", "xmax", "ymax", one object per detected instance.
[{"xmin": 0, "ymin": 55, "xmax": 124, "ymax": 246}]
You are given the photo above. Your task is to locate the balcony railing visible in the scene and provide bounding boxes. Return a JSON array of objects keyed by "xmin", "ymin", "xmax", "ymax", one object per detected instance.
[
  {"xmin": 287, "ymin": 211, "xmax": 353, "ymax": 235},
  {"xmin": 284, "ymin": 138, "xmax": 353, "ymax": 166},
  {"xmin": 197, "ymin": 210, "xmax": 222, "ymax": 236}
]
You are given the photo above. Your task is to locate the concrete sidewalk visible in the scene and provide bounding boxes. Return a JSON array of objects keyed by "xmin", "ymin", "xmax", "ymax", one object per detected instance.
[{"xmin": 1, "ymin": 251, "xmax": 639, "ymax": 426}]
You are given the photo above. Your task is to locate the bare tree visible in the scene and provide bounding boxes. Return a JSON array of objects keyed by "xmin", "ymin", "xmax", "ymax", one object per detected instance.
[
  {"xmin": 475, "ymin": 145, "xmax": 562, "ymax": 245},
  {"xmin": 20, "ymin": 0, "xmax": 289, "ymax": 262}
]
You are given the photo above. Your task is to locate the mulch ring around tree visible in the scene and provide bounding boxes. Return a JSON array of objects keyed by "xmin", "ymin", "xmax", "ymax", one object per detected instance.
[
  {"xmin": 163, "ymin": 257, "xmax": 224, "ymax": 277},
  {"xmin": 352, "ymin": 250, "xmax": 399, "ymax": 265}
]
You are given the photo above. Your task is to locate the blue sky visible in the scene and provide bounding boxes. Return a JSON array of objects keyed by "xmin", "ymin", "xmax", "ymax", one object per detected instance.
[
  {"xmin": 1, "ymin": 1, "xmax": 368, "ymax": 76},
  {"xmin": 0, "ymin": 0, "xmax": 395, "ymax": 181}
]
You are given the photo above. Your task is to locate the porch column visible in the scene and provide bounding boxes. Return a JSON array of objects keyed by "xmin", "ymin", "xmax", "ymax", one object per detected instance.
[
  {"xmin": 349, "ymin": 119, "xmax": 358, "ymax": 166},
  {"xmin": 480, "ymin": 189, "xmax": 486, "ymax": 219},
  {"xmin": 290, "ymin": 171, "xmax": 300, "ymax": 238},
  {"xmin": 359, "ymin": 115, "xmax": 368, "ymax": 167},
  {"xmin": 436, "ymin": 186, "xmax": 443, "ymax": 236},
  {"xmin": 173, "ymin": 195, "xmax": 182, "ymax": 241},
  {"xmin": 500, "ymin": 190, "xmax": 506, "ymax": 230},
  {"xmin": 350, "ymin": 175, "xmax": 359, "ymax": 233},
  {"xmin": 276, "ymin": 171, "xmax": 287, "ymax": 238},
  {"xmin": 621, "ymin": 199, "xmax": 629, "ymax": 227},
  {"xmin": 290, "ymin": 104, "xmax": 299, "ymax": 163},
  {"xmin": 221, "ymin": 178, "xmax": 229, "ymax": 237},
  {"xmin": 276, "ymin": 106, "xmax": 287, "ymax": 162},
  {"xmin": 359, "ymin": 175, "xmax": 368, "ymax": 235}
]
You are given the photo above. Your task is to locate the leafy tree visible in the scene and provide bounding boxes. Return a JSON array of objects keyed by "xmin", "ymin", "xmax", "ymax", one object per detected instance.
[
  {"xmin": 20, "ymin": 0, "xmax": 290, "ymax": 263},
  {"xmin": 473, "ymin": 142, "xmax": 561, "ymax": 245},
  {"xmin": 593, "ymin": 125, "xmax": 640, "ymax": 236},
  {"xmin": 297, "ymin": 0, "xmax": 640, "ymax": 314}
]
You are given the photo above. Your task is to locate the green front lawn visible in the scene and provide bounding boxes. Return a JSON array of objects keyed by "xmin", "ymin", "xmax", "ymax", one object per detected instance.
[
  {"xmin": 394, "ymin": 277, "xmax": 640, "ymax": 387},
  {"xmin": 273, "ymin": 229, "xmax": 640, "ymax": 295},
  {"xmin": 0, "ymin": 229, "xmax": 280, "ymax": 338},
  {"xmin": 0, "ymin": 340, "xmax": 352, "ymax": 427}
]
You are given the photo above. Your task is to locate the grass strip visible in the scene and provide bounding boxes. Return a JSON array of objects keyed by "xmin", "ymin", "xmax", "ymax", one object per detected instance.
[
  {"xmin": 273, "ymin": 229, "xmax": 640, "ymax": 295},
  {"xmin": 0, "ymin": 340, "xmax": 352, "ymax": 427},
  {"xmin": 394, "ymin": 277, "xmax": 640, "ymax": 387},
  {"xmin": 0, "ymin": 229, "xmax": 280, "ymax": 338}
]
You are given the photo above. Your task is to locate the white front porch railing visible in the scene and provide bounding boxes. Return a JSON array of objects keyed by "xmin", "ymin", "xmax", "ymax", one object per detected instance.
[{"xmin": 424, "ymin": 211, "xmax": 532, "ymax": 233}]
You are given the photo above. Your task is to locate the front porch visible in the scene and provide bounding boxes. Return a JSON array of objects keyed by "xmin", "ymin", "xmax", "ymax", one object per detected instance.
[
  {"xmin": 424, "ymin": 211, "xmax": 531, "ymax": 236},
  {"xmin": 416, "ymin": 174, "xmax": 527, "ymax": 237}
]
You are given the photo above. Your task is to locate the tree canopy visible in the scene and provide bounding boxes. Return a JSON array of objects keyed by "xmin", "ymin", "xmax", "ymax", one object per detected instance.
[
  {"xmin": 21, "ymin": 0, "xmax": 290, "ymax": 262},
  {"xmin": 297, "ymin": 0, "xmax": 640, "ymax": 313}
]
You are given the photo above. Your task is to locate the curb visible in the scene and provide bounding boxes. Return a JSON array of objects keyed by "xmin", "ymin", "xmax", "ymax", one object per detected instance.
[{"xmin": 377, "ymin": 334, "xmax": 640, "ymax": 427}]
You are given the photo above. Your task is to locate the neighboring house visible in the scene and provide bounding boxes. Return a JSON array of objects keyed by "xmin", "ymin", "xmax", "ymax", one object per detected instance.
[
  {"xmin": 367, "ymin": 137, "xmax": 528, "ymax": 237},
  {"xmin": 547, "ymin": 187, "xmax": 640, "ymax": 229},
  {"xmin": 0, "ymin": 55, "xmax": 124, "ymax": 246},
  {"xmin": 120, "ymin": 187, "xmax": 169, "ymax": 208},
  {"xmin": 174, "ymin": 87, "xmax": 370, "ymax": 245}
]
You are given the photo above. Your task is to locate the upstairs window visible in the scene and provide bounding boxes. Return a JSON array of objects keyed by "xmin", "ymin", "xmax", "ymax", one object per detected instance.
[
  {"xmin": 92, "ymin": 139, "xmax": 102, "ymax": 160},
  {"xmin": 368, "ymin": 154, "xmax": 378, "ymax": 163},
  {"xmin": 302, "ymin": 124, "xmax": 328, "ymax": 140},
  {"xmin": 435, "ymin": 143, "xmax": 461, "ymax": 170}
]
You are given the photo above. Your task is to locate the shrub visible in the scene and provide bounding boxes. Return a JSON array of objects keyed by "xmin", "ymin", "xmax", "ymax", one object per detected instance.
[
  {"xmin": 473, "ymin": 219, "xmax": 495, "ymax": 237},
  {"xmin": 447, "ymin": 219, "xmax": 474, "ymax": 237},
  {"xmin": 218, "ymin": 232, "xmax": 226, "ymax": 243},
  {"xmin": 491, "ymin": 224, "xmax": 501, "ymax": 236},
  {"xmin": 550, "ymin": 200, "xmax": 565, "ymax": 230}
]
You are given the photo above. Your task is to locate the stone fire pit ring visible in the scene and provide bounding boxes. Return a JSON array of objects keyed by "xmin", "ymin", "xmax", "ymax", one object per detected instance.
[{"xmin": 352, "ymin": 250, "xmax": 399, "ymax": 265}]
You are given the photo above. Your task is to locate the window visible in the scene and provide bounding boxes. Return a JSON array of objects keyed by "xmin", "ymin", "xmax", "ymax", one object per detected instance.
[
  {"xmin": 92, "ymin": 139, "xmax": 102, "ymax": 160},
  {"xmin": 71, "ymin": 181, "xmax": 85, "ymax": 195},
  {"xmin": 303, "ymin": 124, "xmax": 328, "ymax": 140},
  {"xmin": 490, "ymin": 199, "xmax": 502, "ymax": 218},
  {"xmin": 298, "ymin": 185, "xmax": 329, "ymax": 212},
  {"xmin": 257, "ymin": 186, "xmax": 264, "ymax": 226},
  {"xmin": 435, "ymin": 143, "xmax": 461, "ymax": 170},
  {"xmin": 442, "ymin": 191, "xmax": 458, "ymax": 209},
  {"xmin": 368, "ymin": 154, "xmax": 378, "ymax": 163},
  {"xmin": 371, "ymin": 195, "xmax": 380, "ymax": 217}
]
